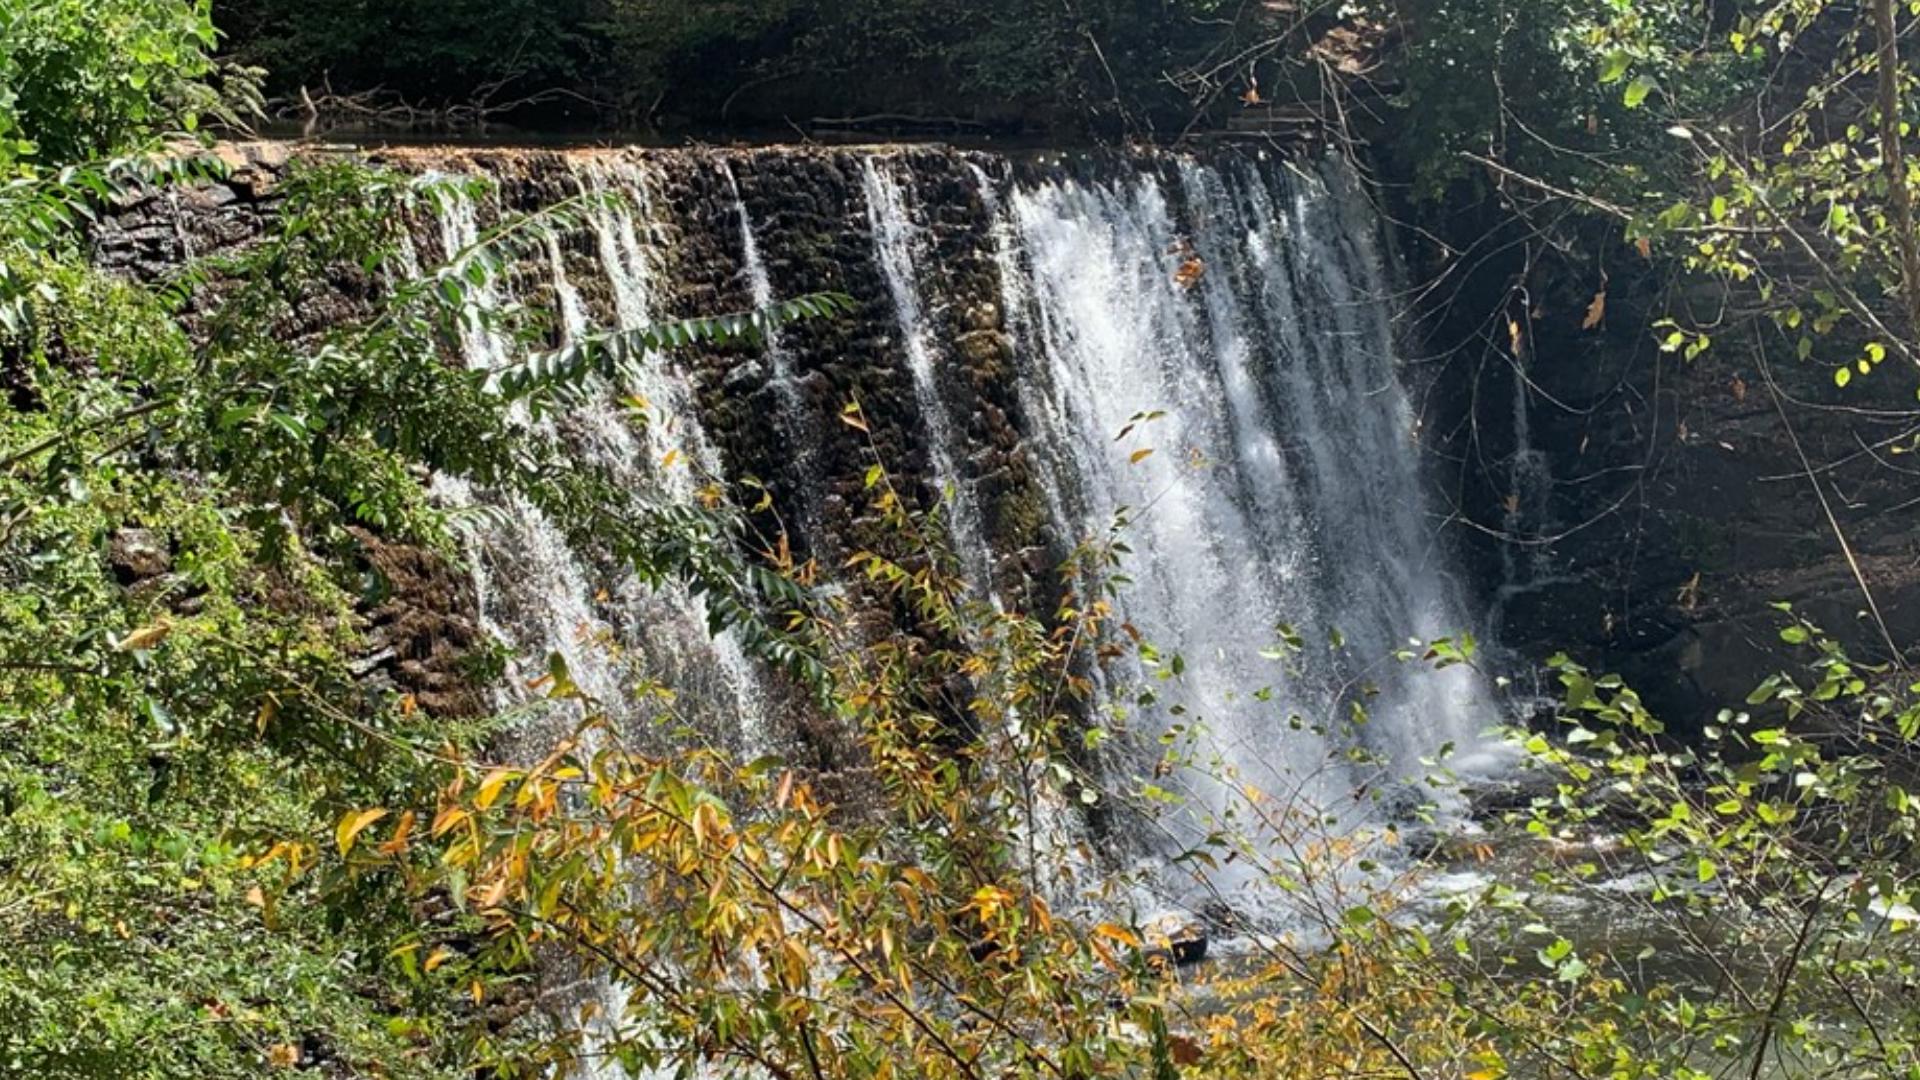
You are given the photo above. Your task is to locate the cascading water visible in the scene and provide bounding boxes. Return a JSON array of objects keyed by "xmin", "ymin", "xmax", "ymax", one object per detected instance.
[
  {"xmin": 424, "ymin": 169, "xmax": 776, "ymax": 755},
  {"xmin": 861, "ymin": 155, "xmax": 997, "ymax": 597},
  {"xmin": 986, "ymin": 153, "xmax": 1503, "ymax": 893},
  {"xmin": 376, "ymin": 143, "xmax": 1514, "ymax": 1071},
  {"xmin": 428, "ymin": 187, "xmax": 627, "ymax": 719},
  {"xmin": 402, "ymin": 144, "xmax": 1503, "ymax": 931}
]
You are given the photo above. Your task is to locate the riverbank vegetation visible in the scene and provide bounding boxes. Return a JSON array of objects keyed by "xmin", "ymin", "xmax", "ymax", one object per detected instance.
[{"xmin": 2, "ymin": 0, "xmax": 1919, "ymax": 1077}]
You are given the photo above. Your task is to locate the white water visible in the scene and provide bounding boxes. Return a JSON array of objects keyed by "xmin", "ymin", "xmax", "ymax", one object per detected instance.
[
  {"xmin": 995, "ymin": 155, "xmax": 1501, "ymax": 852},
  {"xmin": 427, "ymin": 146, "xmax": 1501, "ymax": 851},
  {"xmin": 719, "ymin": 158, "xmax": 827, "ymax": 558},
  {"xmin": 430, "ymin": 188, "xmax": 626, "ymax": 717},
  {"xmin": 860, "ymin": 155, "xmax": 998, "ymax": 597},
  {"xmin": 427, "ymin": 170, "xmax": 775, "ymax": 754}
]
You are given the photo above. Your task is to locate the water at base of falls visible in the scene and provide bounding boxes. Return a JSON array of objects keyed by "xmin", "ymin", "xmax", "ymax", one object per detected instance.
[{"xmin": 407, "ymin": 144, "xmax": 1512, "ymax": 947}]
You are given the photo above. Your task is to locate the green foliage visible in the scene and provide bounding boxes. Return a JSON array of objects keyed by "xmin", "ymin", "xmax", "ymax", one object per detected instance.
[
  {"xmin": 0, "ymin": 0, "xmax": 248, "ymax": 170},
  {"xmin": 0, "ymin": 128, "xmax": 841, "ymax": 1079},
  {"xmin": 1377, "ymin": 0, "xmax": 1758, "ymax": 200},
  {"xmin": 215, "ymin": 0, "xmax": 601, "ymax": 109},
  {"xmin": 0, "ymin": 171, "xmax": 519, "ymax": 1071},
  {"xmin": 1380, "ymin": 0, "xmax": 1920, "ymax": 393}
]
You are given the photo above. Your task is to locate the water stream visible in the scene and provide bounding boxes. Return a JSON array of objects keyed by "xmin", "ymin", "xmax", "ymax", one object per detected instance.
[{"xmin": 409, "ymin": 143, "xmax": 1505, "ymax": 922}]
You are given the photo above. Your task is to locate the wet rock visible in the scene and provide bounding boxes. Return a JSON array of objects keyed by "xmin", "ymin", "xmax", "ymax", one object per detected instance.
[
  {"xmin": 108, "ymin": 528, "xmax": 171, "ymax": 584},
  {"xmin": 1141, "ymin": 909, "xmax": 1209, "ymax": 966}
]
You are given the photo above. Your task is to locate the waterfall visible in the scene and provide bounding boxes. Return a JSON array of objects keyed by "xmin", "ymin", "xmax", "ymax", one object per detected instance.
[
  {"xmin": 401, "ymin": 143, "xmax": 1501, "ymax": 919},
  {"xmin": 860, "ymin": 154, "xmax": 997, "ymax": 597},
  {"xmin": 423, "ymin": 167, "xmax": 776, "ymax": 755},
  {"xmin": 429, "ymin": 187, "xmax": 627, "ymax": 721},
  {"xmin": 719, "ymin": 158, "xmax": 828, "ymax": 557},
  {"xmin": 374, "ymin": 143, "xmax": 1513, "ymax": 1070},
  {"xmin": 997, "ymin": 154, "xmax": 1499, "ymax": 841}
]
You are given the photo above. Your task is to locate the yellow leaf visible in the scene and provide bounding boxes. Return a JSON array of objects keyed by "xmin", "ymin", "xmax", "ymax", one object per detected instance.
[
  {"xmin": 255, "ymin": 695, "xmax": 279, "ymax": 735},
  {"xmin": 782, "ymin": 937, "xmax": 810, "ymax": 986},
  {"xmin": 267, "ymin": 1043, "xmax": 301, "ymax": 1068},
  {"xmin": 474, "ymin": 768, "xmax": 517, "ymax": 811},
  {"xmin": 335, "ymin": 808, "xmax": 388, "ymax": 856},
  {"xmin": 1582, "ymin": 290, "xmax": 1606, "ymax": 330},
  {"xmin": 662, "ymin": 448, "xmax": 681, "ymax": 468},
  {"xmin": 1507, "ymin": 318, "xmax": 1525, "ymax": 357},
  {"xmin": 1093, "ymin": 922, "xmax": 1142, "ymax": 949},
  {"xmin": 1129, "ymin": 448, "xmax": 1154, "ymax": 465},
  {"xmin": 431, "ymin": 806, "xmax": 469, "ymax": 837},
  {"xmin": 113, "ymin": 622, "xmax": 172, "ymax": 652},
  {"xmin": 424, "ymin": 947, "xmax": 454, "ymax": 973}
]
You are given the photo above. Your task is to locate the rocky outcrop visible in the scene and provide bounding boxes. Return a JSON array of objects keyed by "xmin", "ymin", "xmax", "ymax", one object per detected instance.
[{"xmin": 86, "ymin": 145, "xmax": 488, "ymax": 720}]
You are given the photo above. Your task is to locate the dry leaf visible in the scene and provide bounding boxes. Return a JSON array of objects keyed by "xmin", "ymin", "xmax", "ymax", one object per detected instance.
[
  {"xmin": 1129, "ymin": 448, "xmax": 1155, "ymax": 465},
  {"xmin": 267, "ymin": 1044, "xmax": 301, "ymax": 1069},
  {"xmin": 1582, "ymin": 290, "xmax": 1607, "ymax": 330},
  {"xmin": 377, "ymin": 810, "xmax": 417, "ymax": 856},
  {"xmin": 1677, "ymin": 572, "xmax": 1703, "ymax": 612},
  {"xmin": 474, "ymin": 768, "xmax": 517, "ymax": 811},
  {"xmin": 1173, "ymin": 257, "xmax": 1206, "ymax": 289},
  {"xmin": 113, "ymin": 622, "xmax": 172, "ymax": 652},
  {"xmin": 1507, "ymin": 318, "xmax": 1525, "ymax": 357},
  {"xmin": 1635, "ymin": 236, "xmax": 1653, "ymax": 259},
  {"xmin": 1731, "ymin": 375, "xmax": 1747, "ymax": 402}
]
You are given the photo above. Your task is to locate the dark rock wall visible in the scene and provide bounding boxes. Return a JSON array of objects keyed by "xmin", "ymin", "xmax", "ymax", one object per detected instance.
[
  {"xmin": 1406, "ymin": 213, "xmax": 1920, "ymax": 730},
  {"xmin": 87, "ymin": 143, "xmax": 489, "ymax": 720}
]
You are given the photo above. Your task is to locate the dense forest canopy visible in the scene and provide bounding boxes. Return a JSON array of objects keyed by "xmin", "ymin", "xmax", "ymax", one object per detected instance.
[
  {"xmin": 213, "ymin": 0, "xmax": 1255, "ymax": 130},
  {"xmin": 2, "ymin": 0, "xmax": 1920, "ymax": 1077}
]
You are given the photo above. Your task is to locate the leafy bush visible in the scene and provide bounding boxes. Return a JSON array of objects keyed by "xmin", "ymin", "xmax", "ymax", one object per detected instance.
[{"xmin": 0, "ymin": 0, "xmax": 236, "ymax": 169}]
